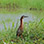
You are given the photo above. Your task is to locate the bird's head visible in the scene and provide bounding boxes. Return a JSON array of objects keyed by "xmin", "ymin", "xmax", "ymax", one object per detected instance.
[{"xmin": 20, "ymin": 15, "xmax": 28, "ymax": 20}]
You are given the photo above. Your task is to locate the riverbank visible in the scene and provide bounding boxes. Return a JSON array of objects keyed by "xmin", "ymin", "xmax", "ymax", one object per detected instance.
[{"xmin": 0, "ymin": 0, "xmax": 44, "ymax": 14}]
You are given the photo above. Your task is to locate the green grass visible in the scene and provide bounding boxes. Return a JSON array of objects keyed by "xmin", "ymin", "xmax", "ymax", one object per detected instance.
[
  {"xmin": 0, "ymin": 0, "xmax": 44, "ymax": 15},
  {"xmin": 0, "ymin": 0, "xmax": 44, "ymax": 44},
  {"xmin": 0, "ymin": 18, "xmax": 44, "ymax": 44},
  {"xmin": 0, "ymin": 0, "xmax": 44, "ymax": 14},
  {"xmin": 0, "ymin": 0, "xmax": 44, "ymax": 9}
]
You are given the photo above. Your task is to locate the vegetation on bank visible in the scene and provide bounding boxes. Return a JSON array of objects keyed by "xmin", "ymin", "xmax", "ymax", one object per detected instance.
[
  {"xmin": 0, "ymin": 18, "xmax": 44, "ymax": 44},
  {"xmin": 0, "ymin": 0, "xmax": 44, "ymax": 11},
  {"xmin": 0, "ymin": 0, "xmax": 44, "ymax": 15}
]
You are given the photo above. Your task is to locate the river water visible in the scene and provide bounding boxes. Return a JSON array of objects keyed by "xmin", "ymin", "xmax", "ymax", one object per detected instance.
[{"xmin": 0, "ymin": 13, "xmax": 40, "ymax": 30}]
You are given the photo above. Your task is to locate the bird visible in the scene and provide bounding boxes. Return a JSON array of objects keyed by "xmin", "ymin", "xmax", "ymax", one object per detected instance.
[{"xmin": 16, "ymin": 15, "xmax": 28, "ymax": 38}]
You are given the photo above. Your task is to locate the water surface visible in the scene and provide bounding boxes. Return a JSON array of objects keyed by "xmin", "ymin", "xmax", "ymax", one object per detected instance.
[{"xmin": 0, "ymin": 13, "xmax": 40, "ymax": 30}]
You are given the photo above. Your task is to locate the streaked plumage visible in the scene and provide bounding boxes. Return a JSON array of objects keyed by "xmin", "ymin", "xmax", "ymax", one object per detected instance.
[{"xmin": 16, "ymin": 15, "xmax": 28, "ymax": 38}]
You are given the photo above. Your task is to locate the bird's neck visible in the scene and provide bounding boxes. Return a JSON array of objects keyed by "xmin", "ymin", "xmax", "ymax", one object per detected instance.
[{"xmin": 20, "ymin": 19, "xmax": 23, "ymax": 28}]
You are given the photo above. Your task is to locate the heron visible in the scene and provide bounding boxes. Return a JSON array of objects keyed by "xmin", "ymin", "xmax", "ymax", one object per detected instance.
[{"xmin": 16, "ymin": 15, "xmax": 28, "ymax": 38}]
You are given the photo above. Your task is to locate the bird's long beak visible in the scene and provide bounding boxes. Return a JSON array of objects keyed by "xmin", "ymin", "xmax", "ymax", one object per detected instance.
[{"xmin": 24, "ymin": 16, "xmax": 28, "ymax": 18}]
